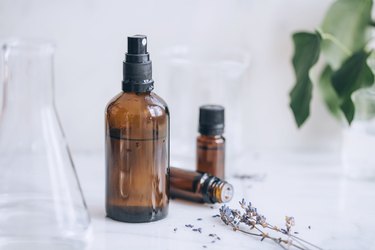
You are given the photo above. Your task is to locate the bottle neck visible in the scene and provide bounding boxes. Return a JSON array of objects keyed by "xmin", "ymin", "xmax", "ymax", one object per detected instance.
[
  {"xmin": 202, "ymin": 176, "xmax": 233, "ymax": 203},
  {"xmin": 199, "ymin": 134, "xmax": 223, "ymax": 139},
  {"xmin": 122, "ymin": 79, "xmax": 154, "ymax": 93},
  {"xmin": 123, "ymin": 90, "xmax": 152, "ymax": 95},
  {"xmin": 210, "ymin": 180, "xmax": 233, "ymax": 203}
]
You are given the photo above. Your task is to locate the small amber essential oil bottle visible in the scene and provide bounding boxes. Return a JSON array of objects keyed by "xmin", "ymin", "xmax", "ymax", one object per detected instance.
[
  {"xmin": 170, "ymin": 167, "xmax": 233, "ymax": 204},
  {"xmin": 196, "ymin": 105, "xmax": 225, "ymax": 179},
  {"xmin": 105, "ymin": 35, "xmax": 169, "ymax": 223}
]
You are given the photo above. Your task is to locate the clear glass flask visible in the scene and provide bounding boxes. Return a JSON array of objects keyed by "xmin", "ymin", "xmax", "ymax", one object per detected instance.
[
  {"xmin": 0, "ymin": 40, "xmax": 91, "ymax": 249},
  {"xmin": 342, "ymin": 87, "xmax": 375, "ymax": 180}
]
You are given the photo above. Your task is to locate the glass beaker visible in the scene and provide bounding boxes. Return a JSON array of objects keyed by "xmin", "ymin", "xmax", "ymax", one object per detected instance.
[
  {"xmin": 342, "ymin": 86, "xmax": 375, "ymax": 180},
  {"xmin": 158, "ymin": 46, "xmax": 250, "ymax": 175},
  {"xmin": 0, "ymin": 40, "xmax": 91, "ymax": 249}
]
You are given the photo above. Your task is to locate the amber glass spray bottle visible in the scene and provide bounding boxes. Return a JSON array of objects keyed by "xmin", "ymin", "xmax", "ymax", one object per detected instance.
[
  {"xmin": 105, "ymin": 35, "xmax": 169, "ymax": 223},
  {"xmin": 196, "ymin": 105, "xmax": 225, "ymax": 179}
]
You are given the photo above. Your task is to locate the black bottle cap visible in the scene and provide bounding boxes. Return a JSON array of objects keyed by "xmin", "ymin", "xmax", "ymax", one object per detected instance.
[
  {"xmin": 122, "ymin": 35, "xmax": 154, "ymax": 92},
  {"xmin": 199, "ymin": 105, "xmax": 225, "ymax": 136}
]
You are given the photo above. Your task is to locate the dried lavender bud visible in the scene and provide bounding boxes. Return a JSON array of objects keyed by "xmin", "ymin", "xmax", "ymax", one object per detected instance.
[
  {"xmin": 219, "ymin": 205, "xmax": 234, "ymax": 225},
  {"xmin": 285, "ymin": 216, "xmax": 295, "ymax": 232},
  {"xmin": 202, "ymin": 245, "xmax": 207, "ymax": 248},
  {"xmin": 256, "ymin": 215, "xmax": 267, "ymax": 225},
  {"xmin": 185, "ymin": 224, "xmax": 194, "ymax": 228},
  {"xmin": 197, "ymin": 218, "xmax": 202, "ymax": 221},
  {"xmin": 212, "ymin": 214, "xmax": 220, "ymax": 218},
  {"xmin": 173, "ymin": 228, "xmax": 177, "ymax": 232},
  {"xmin": 239, "ymin": 199, "xmax": 246, "ymax": 208}
]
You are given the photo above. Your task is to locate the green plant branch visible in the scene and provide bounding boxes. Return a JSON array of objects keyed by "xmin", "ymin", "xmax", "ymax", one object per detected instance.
[
  {"xmin": 316, "ymin": 28, "xmax": 352, "ymax": 56},
  {"xmin": 289, "ymin": 0, "xmax": 374, "ymax": 127}
]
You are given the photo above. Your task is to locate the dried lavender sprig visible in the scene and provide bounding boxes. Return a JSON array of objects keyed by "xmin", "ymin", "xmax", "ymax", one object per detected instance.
[
  {"xmin": 228, "ymin": 219, "xmax": 303, "ymax": 250},
  {"xmin": 219, "ymin": 200, "xmax": 323, "ymax": 250},
  {"xmin": 245, "ymin": 200, "xmax": 321, "ymax": 250},
  {"xmin": 223, "ymin": 217, "xmax": 290, "ymax": 250},
  {"xmin": 286, "ymin": 233, "xmax": 323, "ymax": 250},
  {"xmin": 264, "ymin": 223, "xmax": 323, "ymax": 250},
  {"xmin": 238, "ymin": 199, "xmax": 321, "ymax": 250},
  {"xmin": 220, "ymin": 205, "xmax": 303, "ymax": 250}
]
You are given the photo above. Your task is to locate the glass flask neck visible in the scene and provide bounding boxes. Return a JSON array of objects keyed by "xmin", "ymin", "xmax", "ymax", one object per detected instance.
[{"xmin": 2, "ymin": 41, "xmax": 55, "ymax": 114}]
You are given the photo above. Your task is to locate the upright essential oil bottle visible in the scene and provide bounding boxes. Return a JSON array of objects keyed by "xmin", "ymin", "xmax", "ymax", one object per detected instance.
[
  {"xmin": 196, "ymin": 105, "xmax": 225, "ymax": 179},
  {"xmin": 105, "ymin": 35, "xmax": 169, "ymax": 223}
]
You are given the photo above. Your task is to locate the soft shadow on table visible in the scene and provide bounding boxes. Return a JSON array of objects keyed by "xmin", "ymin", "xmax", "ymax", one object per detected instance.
[{"xmin": 170, "ymin": 198, "xmax": 220, "ymax": 209}]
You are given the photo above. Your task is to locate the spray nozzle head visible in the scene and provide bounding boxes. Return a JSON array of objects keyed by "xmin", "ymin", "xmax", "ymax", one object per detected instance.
[
  {"xmin": 122, "ymin": 34, "xmax": 154, "ymax": 92},
  {"xmin": 127, "ymin": 35, "xmax": 148, "ymax": 55}
]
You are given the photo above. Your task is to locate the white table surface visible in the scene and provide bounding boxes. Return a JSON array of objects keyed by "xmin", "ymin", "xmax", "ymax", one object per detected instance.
[{"xmin": 75, "ymin": 152, "xmax": 375, "ymax": 250}]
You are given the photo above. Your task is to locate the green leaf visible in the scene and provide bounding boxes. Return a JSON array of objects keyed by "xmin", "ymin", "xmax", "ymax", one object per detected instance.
[
  {"xmin": 289, "ymin": 32, "xmax": 321, "ymax": 127},
  {"xmin": 340, "ymin": 99, "xmax": 355, "ymax": 124},
  {"xmin": 318, "ymin": 65, "xmax": 341, "ymax": 118},
  {"xmin": 320, "ymin": 0, "xmax": 372, "ymax": 68},
  {"xmin": 331, "ymin": 50, "xmax": 374, "ymax": 124}
]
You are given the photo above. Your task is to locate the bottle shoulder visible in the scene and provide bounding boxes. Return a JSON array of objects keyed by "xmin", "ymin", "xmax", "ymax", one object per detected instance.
[
  {"xmin": 149, "ymin": 92, "xmax": 169, "ymax": 111},
  {"xmin": 105, "ymin": 91, "xmax": 169, "ymax": 132},
  {"xmin": 106, "ymin": 91, "xmax": 169, "ymax": 117}
]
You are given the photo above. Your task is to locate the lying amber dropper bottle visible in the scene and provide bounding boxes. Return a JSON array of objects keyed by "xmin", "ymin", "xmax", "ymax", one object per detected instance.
[{"xmin": 170, "ymin": 167, "xmax": 233, "ymax": 204}]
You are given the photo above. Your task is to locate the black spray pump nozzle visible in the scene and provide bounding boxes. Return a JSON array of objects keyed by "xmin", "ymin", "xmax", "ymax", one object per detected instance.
[
  {"xmin": 122, "ymin": 35, "xmax": 154, "ymax": 92},
  {"xmin": 128, "ymin": 35, "xmax": 147, "ymax": 54}
]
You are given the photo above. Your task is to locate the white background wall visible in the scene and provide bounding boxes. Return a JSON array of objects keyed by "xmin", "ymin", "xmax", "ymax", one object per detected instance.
[{"xmin": 0, "ymin": 0, "xmax": 341, "ymax": 160}]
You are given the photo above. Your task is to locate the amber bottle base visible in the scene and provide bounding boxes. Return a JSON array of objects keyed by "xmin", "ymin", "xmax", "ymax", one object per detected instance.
[{"xmin": 106, "ymin": 205, "xmax": 168, "ymax": 223}]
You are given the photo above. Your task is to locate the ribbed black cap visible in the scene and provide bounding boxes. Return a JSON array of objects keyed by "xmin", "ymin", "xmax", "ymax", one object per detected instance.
[
  {"xmin": 122, "ymin": 35, "xmax": 154, "ymax": 92},
  {"xmin": 199, "ymin": 105, "xmax": 225, "ymax": 136}
]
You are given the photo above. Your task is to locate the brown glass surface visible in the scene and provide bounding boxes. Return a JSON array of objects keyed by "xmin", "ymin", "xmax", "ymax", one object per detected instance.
[
  {"xmin": 196, "ymin": 135, "xmax": 225, "ymax": 179},
  {"xmin": 169, "ymin": 167, "xmax": 205, "ymax": 203},
  {"xmin": 170, "ymin": 167, "xmax": 233, "ymax": 204},
  {"xmin": 105, "ymin": 91, "xmax": 169, "ymax": 223}
]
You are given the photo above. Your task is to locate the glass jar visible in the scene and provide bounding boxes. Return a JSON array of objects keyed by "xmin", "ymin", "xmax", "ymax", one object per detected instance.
[
  {"xmin": 158, "ymin": 46, "xmax": 250, "ymax": 174},
  {"xmin": 342, "ymin": 87, "xmax": 375, "ymax": 180}
]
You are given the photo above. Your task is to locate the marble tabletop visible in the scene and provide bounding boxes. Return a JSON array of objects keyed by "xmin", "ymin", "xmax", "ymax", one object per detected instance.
[{"xmin": 75, "ymin": 152, "xmax": 375, "ymax": 250}]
